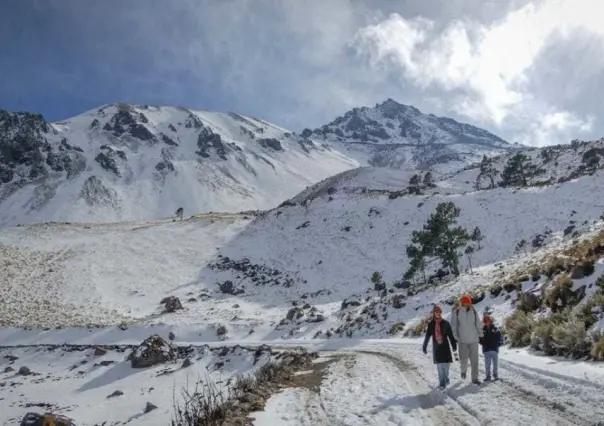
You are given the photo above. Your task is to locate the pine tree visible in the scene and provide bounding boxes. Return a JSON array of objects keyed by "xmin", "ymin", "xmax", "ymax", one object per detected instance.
[
  {"xmin": 371, "ymin": 271, "xmax": 385, "ymax": 290},
  {"xmin": 476, "ymin": 155, "xmax": 499, "ymax": 189},
  {"xmin": 408, "ymin": 174, "xmax": 421, "ymax": 194},
  {"xmin": 500, "ymin": 153, "xmax": 542, "ymax": 187},
  {"xmin": 465, "ymin": 245, "xmax": 475, "ymax": 274},
  {"xmin": 404, "ymin": 202, "xmax": 471, "ymax": 278},
  {"xmin": 423, "ymin": 172, "xmax": 433, "ymax": 188},
  {"xmin": 471, "ymin": 226, "xmax": 484, "ymax": 249}
]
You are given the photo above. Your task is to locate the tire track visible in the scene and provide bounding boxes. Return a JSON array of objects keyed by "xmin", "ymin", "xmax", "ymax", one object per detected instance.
[
  {"xmin": 374, "ymin": 347, "xmax": 589, "ymax": 426},
  {"xmin": 356, "ymin": 350, "xmax": 479, "ymax": 426},
  {"xmin": 497, "ymin": 358, "xmax": 604, "ymax": 424}
]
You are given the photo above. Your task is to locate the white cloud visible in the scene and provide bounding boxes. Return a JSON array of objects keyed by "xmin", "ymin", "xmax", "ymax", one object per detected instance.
[
  {"xmin": 351, "ymin": 0, "xmax": 604, "ymax": 145},
  {"xmin": 9, "ymin": 0, "xmax": 604, "ymax": 146}
]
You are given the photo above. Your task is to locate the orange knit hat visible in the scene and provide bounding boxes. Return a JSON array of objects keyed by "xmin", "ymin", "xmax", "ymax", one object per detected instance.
[
  {"xmin": 433, "ymin": 305, "xmax": 442, "ymax": 314},
  {"xmin": 483, "ymin": 315, "xmax": 492, "ymax": 324},
  {"xmin": 460, "ymin": 295, "xmax": 473, "ymax": 305}
]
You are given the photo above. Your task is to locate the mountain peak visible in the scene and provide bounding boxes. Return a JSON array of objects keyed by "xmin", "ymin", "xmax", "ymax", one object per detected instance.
[{"xmin": 304, "ymin": 99, "xmax": 508, "ymax": 149}]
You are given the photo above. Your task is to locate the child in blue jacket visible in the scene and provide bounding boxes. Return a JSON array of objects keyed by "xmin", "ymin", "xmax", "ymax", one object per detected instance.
[{"xmin": 479, "ymin": 315, "xmax": 504, "ymax": 381}]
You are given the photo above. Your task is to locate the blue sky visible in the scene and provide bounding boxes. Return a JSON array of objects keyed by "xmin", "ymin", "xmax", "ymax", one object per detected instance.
[{"xmin": 1, "ymin": 0, "xmax": 603, "ymax": 146}]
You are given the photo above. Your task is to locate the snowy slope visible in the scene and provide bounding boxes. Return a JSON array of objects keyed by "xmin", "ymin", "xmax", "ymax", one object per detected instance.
[
  {"xmin": 301, "ymin": 99, "xmax": 514, "ymax": 171},
  {"xmin": 0, "ymin": 105, "xmax": 359, "ymax": 227},
  {"xmin": 2, "ymin": 142, "xmax": 604, "ymax": 333}
]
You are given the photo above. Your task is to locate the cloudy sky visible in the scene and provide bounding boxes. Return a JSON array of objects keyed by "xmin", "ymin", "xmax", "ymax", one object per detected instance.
[{"xmin": 1, "ymin": 0, "xmax": 603, "ymax": 146}]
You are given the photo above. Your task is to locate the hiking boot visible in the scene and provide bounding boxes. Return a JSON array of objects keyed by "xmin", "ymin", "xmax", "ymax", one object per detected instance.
[
  {"xmin": 493, "ymin": 375, "xmax": 499, "ymax": 381},
  {"xmin": 472, "ymin": 379, "xmax": 481, "ymax": 385},
  {"xmin": 461, "ymin": 372, "xmax": 467, "ymax": 379},
  {"xmin": 445, "ymin": 378, "xmax": 450, "ymax": 385},
  {"xmin": 484, "ymin": 376, "xmax": 491, "ymax": 381}
]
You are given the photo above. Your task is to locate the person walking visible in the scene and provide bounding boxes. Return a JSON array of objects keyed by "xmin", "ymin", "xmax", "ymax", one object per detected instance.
[
  {"xmin": 422, "ymin": 305, "xmax": 457, "ymax": 389},
  {"xmin": 450, "ymin": 294, "xmax": 483, "ymax": 385},
  {"xmin": 480, "ymin": 314, "xmax": 503, "ymax": 381}
]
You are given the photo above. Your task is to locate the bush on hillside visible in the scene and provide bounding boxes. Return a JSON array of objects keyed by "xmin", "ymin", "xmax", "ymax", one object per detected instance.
[
  {"xmin": 551, "ymin": 318, "xmax": 590, "ymax": 358},
  {"xmin": 504, "ymin": 310, "xmax": 534, "ymax": 347},
  {"xmin": 590, "ymin": 335, "xmax": 604, "ymax": 361}
]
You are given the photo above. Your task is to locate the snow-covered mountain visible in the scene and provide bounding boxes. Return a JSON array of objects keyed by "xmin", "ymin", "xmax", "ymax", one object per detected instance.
[
  {"xmin": 0, "ymin": 99, "xmax": 516, "ymax": 227},
  {"xmin": 301, "ymin": 98, "xmax": 514, "ymax": 171},
  {"xmin": 0, "ymin": 105, "xmax": 359, "ymax": 227}
]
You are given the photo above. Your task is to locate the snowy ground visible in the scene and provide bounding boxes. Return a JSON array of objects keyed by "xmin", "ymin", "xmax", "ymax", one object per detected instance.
[
  {"xmin": 0, "ymin": 343, "xmax": 275, "ymax": 425},
  {"xmin": 251, "ymin": 340, "xmax": 604, "ymax": 426},
  {"xmin": 3, "ymin": 339, "xmax": 604, "ymax": 425}
]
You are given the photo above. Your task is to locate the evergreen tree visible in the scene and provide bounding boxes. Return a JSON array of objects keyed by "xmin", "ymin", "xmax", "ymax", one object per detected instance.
[
  {"xmin": 471, "ymin": 226, "xmax": 484, "ymax": 249},
  {"xmin": 404, "ymin": 202, "xmax": 471, "ymax": 278},
  {"xmin": 408, "ymin": 174, "xmax": 421, "ymax": 194},
  {"xmin": 465, "ymin": 245, "xmax": 475, "ymax": 274},
  {"xmin": 423, "ymin": 172, "xmax": 433, "ymax": 187},
  {"xmin": 476, "ymin": 155, "xmax": 499, "ymax": 189},
  {"xmin": 500, "ymin": 152, "xmax": 542, "ymax": 187}
]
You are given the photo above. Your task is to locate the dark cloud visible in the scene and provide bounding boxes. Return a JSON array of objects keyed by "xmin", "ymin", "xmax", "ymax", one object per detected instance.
[{"xmin": 0, "ymin": 0, "xmax": 602, "ymax": 145}]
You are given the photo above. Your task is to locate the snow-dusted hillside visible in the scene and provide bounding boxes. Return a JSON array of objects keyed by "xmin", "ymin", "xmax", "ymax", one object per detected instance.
[
  {"xmin": 0, "ymin": 105, "xmax": 359, "ymax": 226},
  {"xmin": 302, "ymin": 99, "xmax": 514, "ymax": 171},
  {"xmin": 4, "ymin": 138, "xmax": 604, "ymax": 424},
  {"xmin": 1, "ymin": 140, "xmax": 604, "ymax": 332}
]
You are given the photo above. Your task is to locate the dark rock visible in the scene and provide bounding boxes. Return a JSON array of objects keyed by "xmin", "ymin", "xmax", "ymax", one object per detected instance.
[
  {"xmin": 107, "ymin": 390, "xmax": 124, "ymax": 398},
  {"xmin": 127, "ymin": 334, "xmax": 176, "ymax": 368},
  {"xmin": 161, "ymin": 296, "xmax": 183, "ymax": 313},
  {"xmin": 18, "ymin": 366, "xmax": 31, "ymax": 376},
  {"xmin": 219, "ymin": 280, "xmax": 244, "ymax": 295},
  {"xmin": 257, "ymin": 138, "xmax": 283, "ymax": 151},
  {"xmin": 393, "ymin": 280, "xmax": 411, "ymax": 289},
  {"xmin": 341, "ymin": 296, "xmax": 362, "ymax": 310},
  {"xmin": 570, "ymin": 266, "xmax": 585, "ymax": 279},
  {"xmin": 94, "ymin": 347, "xmax": 107, "ymax": 356},
  {"xmin": 216, "ymin": 324, "xmax": 228, "ymax": 337},
  {"xmin": 392, "ymin": 294, "xmax": 406, "ymax": 309},
  {"xmin": 144, "ymin": 402, "xmax": 158, "ymax": 413}
]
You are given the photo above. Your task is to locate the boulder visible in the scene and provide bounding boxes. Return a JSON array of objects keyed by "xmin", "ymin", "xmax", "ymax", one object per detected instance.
[
  {"xmin": 392, "ymin": 294, "xmax": 406, "ymax": 309},
  {"xmin": 341, "ymin": 296, "xmax": 362, "ymax": 310},
  {"xmin": 127, "ymin": 334, "xmax": 176, "ymax": 368},
  {"xmin": 161, "ymin": 296, "xmax": 183, "ymax": 313}
]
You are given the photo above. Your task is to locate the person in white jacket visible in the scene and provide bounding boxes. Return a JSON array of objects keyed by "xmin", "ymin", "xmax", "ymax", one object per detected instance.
[{"xmin": 450, "ymin": 294, "xmax": 484, "ymax": 384}]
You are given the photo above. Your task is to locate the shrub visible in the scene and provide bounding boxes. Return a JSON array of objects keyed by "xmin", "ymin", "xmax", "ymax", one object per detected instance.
[
  {"xmin": 388, "ymin": 321, "xmax": 406, "ymax": 336},
  {"xmin": 504, "ymin": 310, "xmax": 534, "ymax": 347},
  {"xmin": 531, "ymin": 310, "xmax": 569, "ymax": 355},
  {"xmin": 590, "ymin": 335, "xmax": 604, "ymax": 361},
  {"xmin": 405, "ymin": 316, "xmax": 431, "ymax": 337},
  {"xmin": 551, "ymin": 318, "xmax": 590, "ymax": 358},
  {"xmin": 543, "ymin": 257, "xmax": 568, "ymax": 278}
]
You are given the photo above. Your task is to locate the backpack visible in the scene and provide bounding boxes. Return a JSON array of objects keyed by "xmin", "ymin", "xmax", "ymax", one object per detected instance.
[{"xmin": 453, "ymin": 306, "xmax": 478, "ymax": 337}]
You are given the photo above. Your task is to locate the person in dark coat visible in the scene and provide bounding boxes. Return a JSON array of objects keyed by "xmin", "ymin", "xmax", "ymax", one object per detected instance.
[
  {"xmin": 479, "ymin": 314, "xmax": 504, "ymax": 381},
  {"xmin": 422, "ymin": 305, "xmax": 457, "ymax": 389}
]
